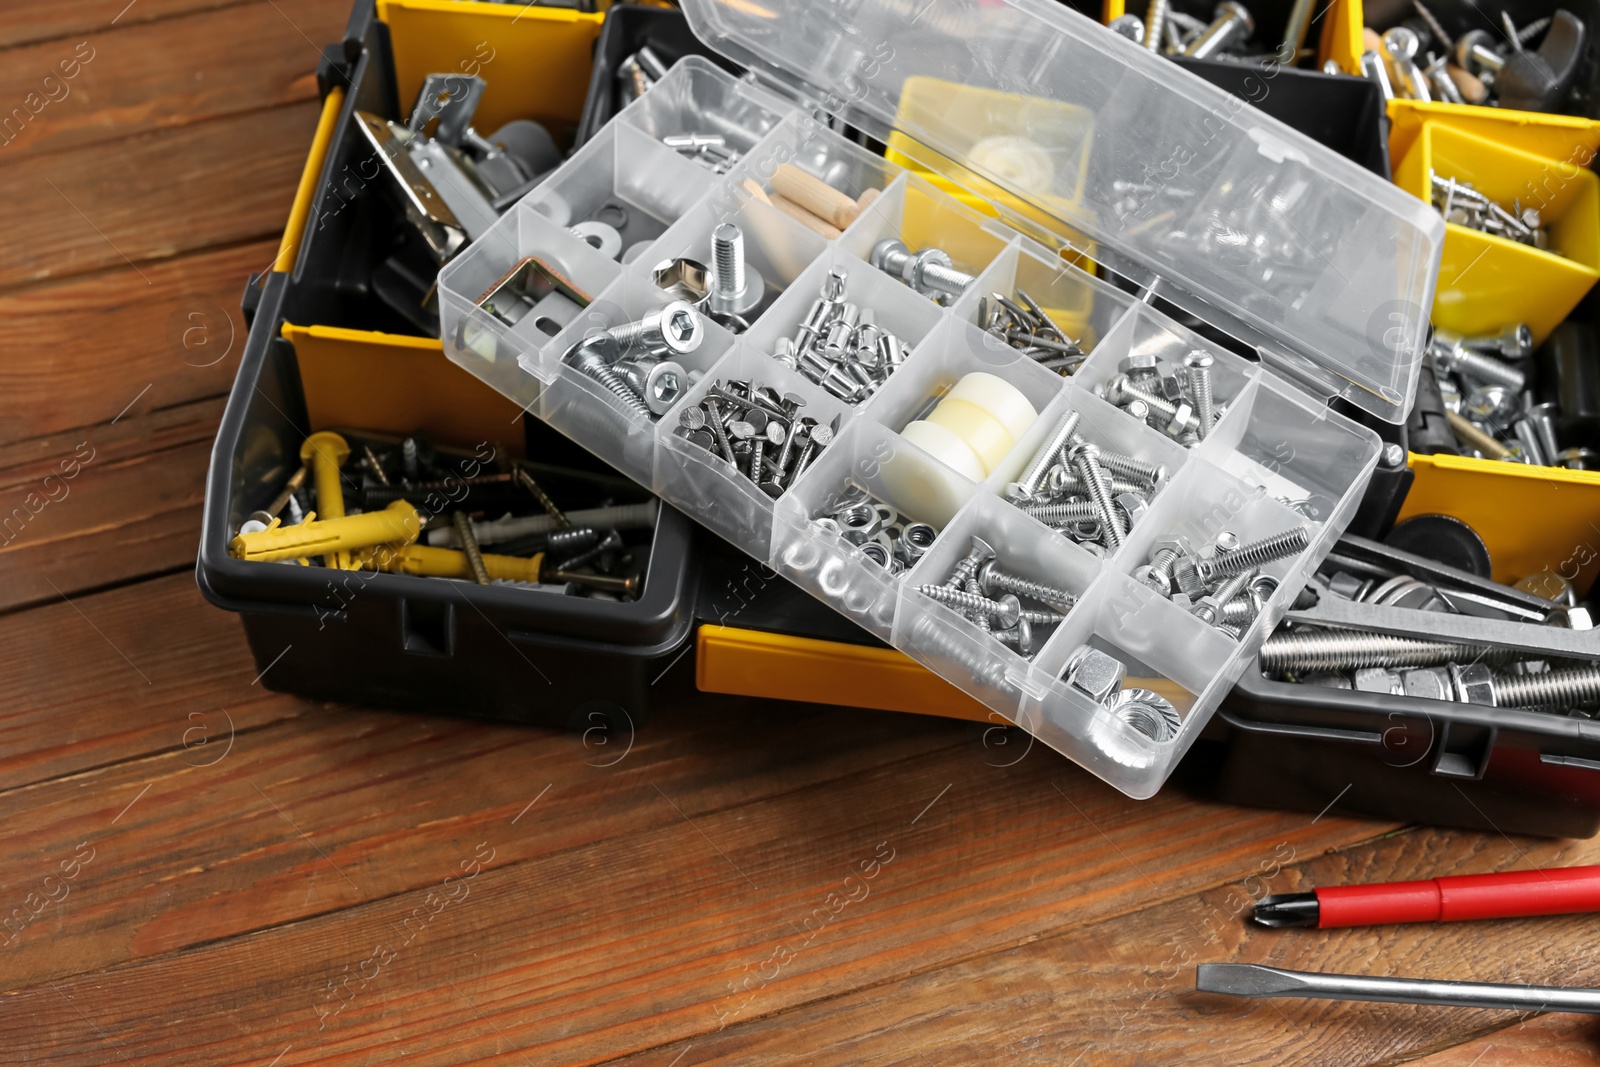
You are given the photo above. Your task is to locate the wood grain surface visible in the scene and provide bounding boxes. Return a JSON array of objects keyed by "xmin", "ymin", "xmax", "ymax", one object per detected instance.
[{"xmin": 0, "ymin": 3, "xmax": 1592, "ymax": 1065}]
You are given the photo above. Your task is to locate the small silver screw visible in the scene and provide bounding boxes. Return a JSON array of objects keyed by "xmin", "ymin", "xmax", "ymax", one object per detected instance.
[
  {"xmin": 709, "ymin": 222, "xmax": 764, "ymax": 317},
  {"xmin": 869, "ymin": 238, "xmax": 974, "ymax": 299},
  {"xmin": 1184, "ymin": 350, "xmax": 1215, "ymax": 439},
  {"xmin": 1068, "ymin": 443, "xmax": 1125, "ymax": 551}
]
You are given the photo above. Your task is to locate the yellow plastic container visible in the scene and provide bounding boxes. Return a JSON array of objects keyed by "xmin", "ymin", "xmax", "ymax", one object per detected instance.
[
  {"xmin": 1392, "ymin": 121, "xmax": 1600, "ymax": 347},
  {"xmin": 1100, "ymin": 0, "xmax": 1360, "ymax": 69},
  {"xmin": 1401, "ymin": 453, "xmax": 1600, "ymax": 598}
]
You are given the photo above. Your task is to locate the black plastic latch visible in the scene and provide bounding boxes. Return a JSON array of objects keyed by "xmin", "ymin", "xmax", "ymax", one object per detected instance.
[
  {"xmin": 241, "ymin": 272, "xmax": 267, "ymax": 327},
  {"xmin": 1432, "ymin": 720, "xmax": 1497, "ymax": 780},
  {"xmin": 318, "ymin": 42, "xmax": 356, "ymax": 100}
]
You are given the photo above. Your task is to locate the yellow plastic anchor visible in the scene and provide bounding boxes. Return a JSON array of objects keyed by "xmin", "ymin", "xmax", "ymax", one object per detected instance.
[
  {"xmin": 379, "ymin": 544, "xmax": 546, "ymax": 583},
  {"xmin": 229, "ymin": 500, "xmax": 423, "ymax": 564},
  {"xmin": 299, "ymin": 431, "xmax": 353, "ymax": 568}
]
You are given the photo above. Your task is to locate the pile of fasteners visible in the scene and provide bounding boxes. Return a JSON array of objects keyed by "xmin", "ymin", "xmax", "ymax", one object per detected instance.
[
  {"xmin": 1098, "ymin": 348, "xmax": 1226, "ymax": 446},
  {"xmin": 1261, "ymin": 537, "xmax": 1600, "ymax": 714},
  {"xmin": 813, "ymin": 491, "xmax": 940, "ymax": 575},
  {"xmin": 775, "ymin": 267, "xmax": 912, "ymax": 403},
  {"xmin": 1364, "ymin": 8, "xmax": 1585, "ymax": 114},
  {"xmin": 978, "ymin": 289, "xmax": 1084, "ymax": 372},
  {"xmin": 674, "ymin": 379, "xmax": 836, "ymax": 496},
  {"xmin": 1135, "ymin": 528, "xmax": 1298, "ymax": 639},
  {"xmin": 1003, "ymin": 408, "xmax": 1164, "ymax": 554},
  {"xmin": 230, "ymin": 430, "xmax": 653, "ymax": 600},
  {"xmin": 1431, "ymin": 172, "xmax": 1550, "ymax": 250},
  {"xmin": 1063, "ymin": 644, "xmax": 1183, "ymax": 753},
  {"xmin": 918, "ymin": 536, "xmax": 1075, "ymax": 658},
  {"xmin": 1111, "ymin": 0, "xmax": 1315, "ymax": 67},
  {"xmin": 563, "ymin": 301, "xmax": 706, "ymax": 420}
]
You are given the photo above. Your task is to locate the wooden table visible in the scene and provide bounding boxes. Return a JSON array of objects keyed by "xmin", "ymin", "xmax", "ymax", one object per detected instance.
[{"xmin": 4, "ymin": 3, "xmax": 1599, "ymax": 1063}]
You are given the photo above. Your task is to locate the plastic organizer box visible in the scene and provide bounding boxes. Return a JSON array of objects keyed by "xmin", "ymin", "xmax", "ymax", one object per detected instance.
[{"xmin": 439, "ymin": 0, "xmax": 1441, "ymax": 797}]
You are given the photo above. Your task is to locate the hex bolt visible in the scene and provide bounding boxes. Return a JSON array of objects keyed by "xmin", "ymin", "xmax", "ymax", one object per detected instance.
[
  {"xmin": 1184, "ymin": 350, "xmax": 1216, "ymax": 439},
  {"xmin": 1196, "ymin": 526, "xmax": 1309, "ymax": 583},
  {"xmin": 1106, "ymin": 374, "xmax": 1200, "ymax": 437},
  {"xmin": 1491, "ymin": 665, "xmax": 1600, "ymax": 710},
  {"xmin": 1430, "ymin": 339, "xmax": 1526, "ymax": 392},
  {"xmin": 709, "ymin": 222, "xmax": 764, "ymax": 317},
  {"xmin": 975, "ymin": 559, "xmax": 1077, "ymax": 611},
  {"xmin": 869, "ymin": 239, "xmax": 974, "ymax": 299},
  {"xmin": 451, "ymin": 512, "xmax": 491, "ymax": 585},
  {"xmin": 566, "ymin": 338, "xmax": 654, "ymax": 421},
  {"xmin": 1259, "ymin": 631, "xmax": 1503, "ymax": 672},
  {"xmin": 1068, "ymin": 443, "xmax": 1125, "ymax": 551},
  {"xmin": 1184, "ymin": 1, "xmax": 1254, "ymax": 58},
  {"xmin": 1191, "ymin": 566, "xmax": 1256, "ymax": 627},
  {"xmin": 1022, "ymin": 501, "xmax": 1102, "ymax": 526},
  {"xmin": 605, "ymin": 300, "xmax": 704, "ymax": 357},
  {"xmin": 1144, "ymin": 537, "xmax": 1192, "ymax": 594},
  {"xmin": 918, "ymin": 584, "xmax": 1023, "ymax": 628},
  {"xmin": 1015, "ymin": 409, "xmax": 1083, "ymax": 498}
]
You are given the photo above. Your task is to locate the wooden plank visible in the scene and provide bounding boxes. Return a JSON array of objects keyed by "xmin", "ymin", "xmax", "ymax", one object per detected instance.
[
  {"xmin": 0, "ymin": 99, "xmax": 321, "ymax": 289},
  {"xmin": 0, "ymin": 242, "xmax": 271, "ymax": 443},
  {"xmin": 0, "ymin": 1, "xmax": 248, "ymax": 51},
  {"xmin": 1405, "ymin": 1015, "xmax": 1600, "ymax": 1065},
  {"xmin": 0, "ymin": 439, "xmax": 210, "ymax": 610},
  {"xmin": 0, "ymin": 572, "xmax": 304, "ymax": 791},
  {"xmin": 0, "ymin": 695, "xmax": 970, "ymax": 990},
  {"xmin": 0, "ymin": 0, "xmax": 344, "ymax": 160},
  {"xmin": 653, "ymin": 825, "xmax": 1600, "ymax": 1067},
  {"xmin": 0, "ymin": 728, "xmax": 1393, "ymax": 1064}
]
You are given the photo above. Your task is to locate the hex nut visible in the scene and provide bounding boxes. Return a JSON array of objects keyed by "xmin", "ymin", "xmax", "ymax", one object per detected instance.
[
  {"xmin": 901, "ymin": 523, "xmax": 938, "ymax": 562},
  {"xmin": 835, "ymin": 501, "xmax": 883, "ymax": 544},
  {"xmin": 1115, "ymin": 491, "xmax": 1148, "ymax": 532},
  {"xmin": 1065, "ymin": 646, "xmax": 1126, "ymax": 704},
  {"xmin": 1151, "ymin": 535, "xmax": 1193, "ymax": 560},
  {"xmin": 1450, "ymin": 662, "xmax": 1495, "ymax": 706}
]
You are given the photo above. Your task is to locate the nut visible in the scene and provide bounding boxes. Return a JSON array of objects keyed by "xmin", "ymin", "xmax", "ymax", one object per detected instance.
[
  {"xmin": 1400, "ymin": 667, "xmax": 1451, "ymax": 702},
  {"xmin": 1115, "ymin": 492, "xmax": 1148, "ymax": 532},
  {"xmin": 835, "ymin": 501, "xmax": 883, "ymax": 544},
  {"xmin": 1449, "ymin": 662, "xmax": 1495, "ymax": 705},
  {"xmin": 1353, "ymin": 667, "xmax": 1403, "ymax": 695},
  {"xmin": 1065, "ymin": 646, "xmax": 1126, "ymax": 704}
]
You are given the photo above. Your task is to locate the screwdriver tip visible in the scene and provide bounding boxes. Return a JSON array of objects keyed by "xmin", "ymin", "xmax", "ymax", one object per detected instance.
[{"xmin": 1196, "ymin": 963, "xmax": 1306, "ymax": 998}]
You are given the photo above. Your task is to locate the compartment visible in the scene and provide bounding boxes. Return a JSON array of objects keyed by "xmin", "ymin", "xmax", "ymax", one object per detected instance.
[
  {"xmin": 1394, "ymin": 120, "xmax": 1600, "ymax": 346},
  {"xmin": 733, "ymin": 114, "xmax": 904, "ymax": 237},
  {"xmin": 954, "ymin": 238, "xmax": 1134, "ymax": 368},
  {"xmin": 839, "ymin": 173, "xmax": 1014, "ymax": 303},
  {"xmin": 642, "ymin": 194, "xmax": 830, "ymax": 328},
  {"xmin": 523, "ymin": 122, "xmax": 715, "ymax": 262},
  {"xmin": 617, "ymin": 56, "xmax": 791, "ymax": 168},
  {"xmin": 860, "ymin": 315, "xmax": 1062, "ymax": 485},
  {"xmin": 1198, "ymin": 373, "xmax": 1382, "ymax": 525},
  {"xmin": 1073, "ymin": 303, "xmax": 1255, "ymax": 448},
  {"xmin": 653, "ymin": 345, "xmax": 851, "ymax": 560}
]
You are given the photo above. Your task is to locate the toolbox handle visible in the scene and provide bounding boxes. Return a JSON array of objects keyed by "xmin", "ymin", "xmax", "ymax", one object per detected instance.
[{"xmin": 1214, "ymin": 708, "xmax": 1383, "ymax": 746}]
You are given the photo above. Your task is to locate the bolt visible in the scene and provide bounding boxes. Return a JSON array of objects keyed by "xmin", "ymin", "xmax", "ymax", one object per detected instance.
[
  {"xmin": 617, "ymin": 358, "xmax": 689, "ymax": 415},
  {"xmin": 975, "ymin": 559, "xmax": 1077, "ymax": 611},
  {"xmin": 709, "ymin": 222, "xmax": 764, "ymax": 316},
  {"xmin": 1446, "ymin": 410, "xmax": 1511, "ymax": 460},
  {"xmin": 1022, "ymin": 500, "xmax": 1101, "ymax": 527},
  {"xmin": 1106, "ymin": 374, "xmax": 1199, "ymax": 437},
  {"xmin": 1430, "ymin": 339, "xmax": 1526, "ymax": 392},
  {"xmin": 870, "ymin": 239, "xmax": 974, "ymax": 299},
  {"xmin": 452, "ymin": 512, "xmax": 491, "ymax": 585},
  {"xmin": 1191, "ymin": 566, "xmax": 1256, "ymax": 627},
  {"xmin": 1014, "ymin": 409, "xmax": 1083, "ymax": 498},
  {"xmin": 1184, "ymin": 1, "xmax": 1254, "ymax": 58},
  {"xmin": 1068, "ymin": 443, "xmax": 1125, "ymax": 551},
  {"xmin": 567, "ymin": 337, "xmax": 653, "ymax": 420},
  {"xmin": 1491, "ymin": 665, "xmax": 1600, "ymax": 710},
  {"xmin": 605, "ymin": 300, "xmax": 704, "ymax": 357},
  {"xmin": 1094, "ymin": 446, "xmax": 1167, "ymax": 487},
  {"xmin": 1196, "ymin": 527, "xmax": 1309, "ymax": 583},
  {"xmin": 1184, "ymin": 350, "xmax": 1216, "ymax": 439},
  {"xmin": 918, "ymin": 584, "xmax": 1023, "ymax": 628},
  {"xmin": 1259, "ymin": 630, "xmax": 1505, "ymax": 672},
  {"xmin": 1458, "ymin": 324, "xmax": 1534, "ymax": 361},
  {"xmin": 1144, "ymin": 536, "xmax": 1193, "ymax": 595}
]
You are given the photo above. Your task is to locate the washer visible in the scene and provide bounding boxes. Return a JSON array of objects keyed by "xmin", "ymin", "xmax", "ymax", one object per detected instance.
[{"xmin": 570, "ymin": 220, "xmax": 623, "ymax": 260}]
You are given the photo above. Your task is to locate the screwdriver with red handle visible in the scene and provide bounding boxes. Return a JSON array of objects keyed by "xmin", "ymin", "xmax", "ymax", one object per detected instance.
[{"xmin": 1252, "ymin": 865, "xmax": 1600, "ymax": 928}]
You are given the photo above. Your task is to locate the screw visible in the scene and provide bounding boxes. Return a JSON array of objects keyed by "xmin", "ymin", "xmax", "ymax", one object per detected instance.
[
  {"xmin": 1446, "ymin": 410, "xmax": 1512, "ymax": 460},
  {"xmin": 869, "ymin": 239, "xmax": 974, "ymax": 299},
  {"xmin": 918, "ymin": 584, "xmax": 1023, "ymax": 628},
  {"xmin": 1430, "ymin": 339, "xmax": 1526, "ymax": 392},
  {"xmin": 513, "ymin": 468, "xmax": 570, "ymax": 530},
  {"xmin": 1021, "ymin": 501, "xmax": 1101, "ymax": 526},
  {"xmin": 1068, "ymin": 443, "xmax": 1125, "ymax": 551},
  {"xmin": 709, "ymin": 222, "xmax": 764, "ymax": 317},
  {"xmin": 1259, "ymin": 631, "xmax": 1504, "ymax": 672},
  {"xmin": 975, "ymin": 559, "xmax": 1077, "ymax": 611},
  {"xmin": 1094, "ymin": 446, "xmax": 1167, "ymax": 488},
  {"xmin": 566, "ymin": 338, "xmax": 653, "ymax": 421},
  {"xmin": 1196, "ymin": 527, "xmax": 1309, "ymax": 584},
  {"xmin": 1142, "ymin": 0, "xmax": 1168, "ymax": 51},
  {"xmin": 554, "ymin": 528, "xmax": 624, "ymax": 572},
  {"xmin": 452, "ymin": 512, "xmax": 491, "ymax": 585},
  {"xmin": 1184, "ymin": 350, "xmax": 1216, "ymax": 439},
  {"xmin": 1014, "ymin": 409, "xmax": 1083, "ymax": 498},
  {"xmin": 605, "ymin": 300, "xmax": 704, "ymax": 357},
  {"xmin": 945, "ymin": 536, "xmax": 995, "ymax": 591},
  {"xmin": 549, "ymin": 570, "xmax": 640, "ymax": 599},
  {"xmin": 545, "ymin": 526, "xmax": 599, "ymax": 556},
  {"xmin": 1382, "ymin": 26, "xmax": 1431, "ymax": 101},
  {"xmin": 1184, "ymin": 1, "xmax": 1254, "ymax": 58}
]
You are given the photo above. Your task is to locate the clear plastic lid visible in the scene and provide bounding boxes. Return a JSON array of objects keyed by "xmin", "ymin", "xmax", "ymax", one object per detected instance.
[{"xmin": 679, "ymin": 0, "xmax": 1444, "ymax": 423}]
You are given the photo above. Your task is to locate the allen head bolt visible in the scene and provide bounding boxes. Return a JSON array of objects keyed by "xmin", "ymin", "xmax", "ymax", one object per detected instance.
[{"xmin": 606, "ymin": 299, "xmax": 705, "ymax": 357}]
